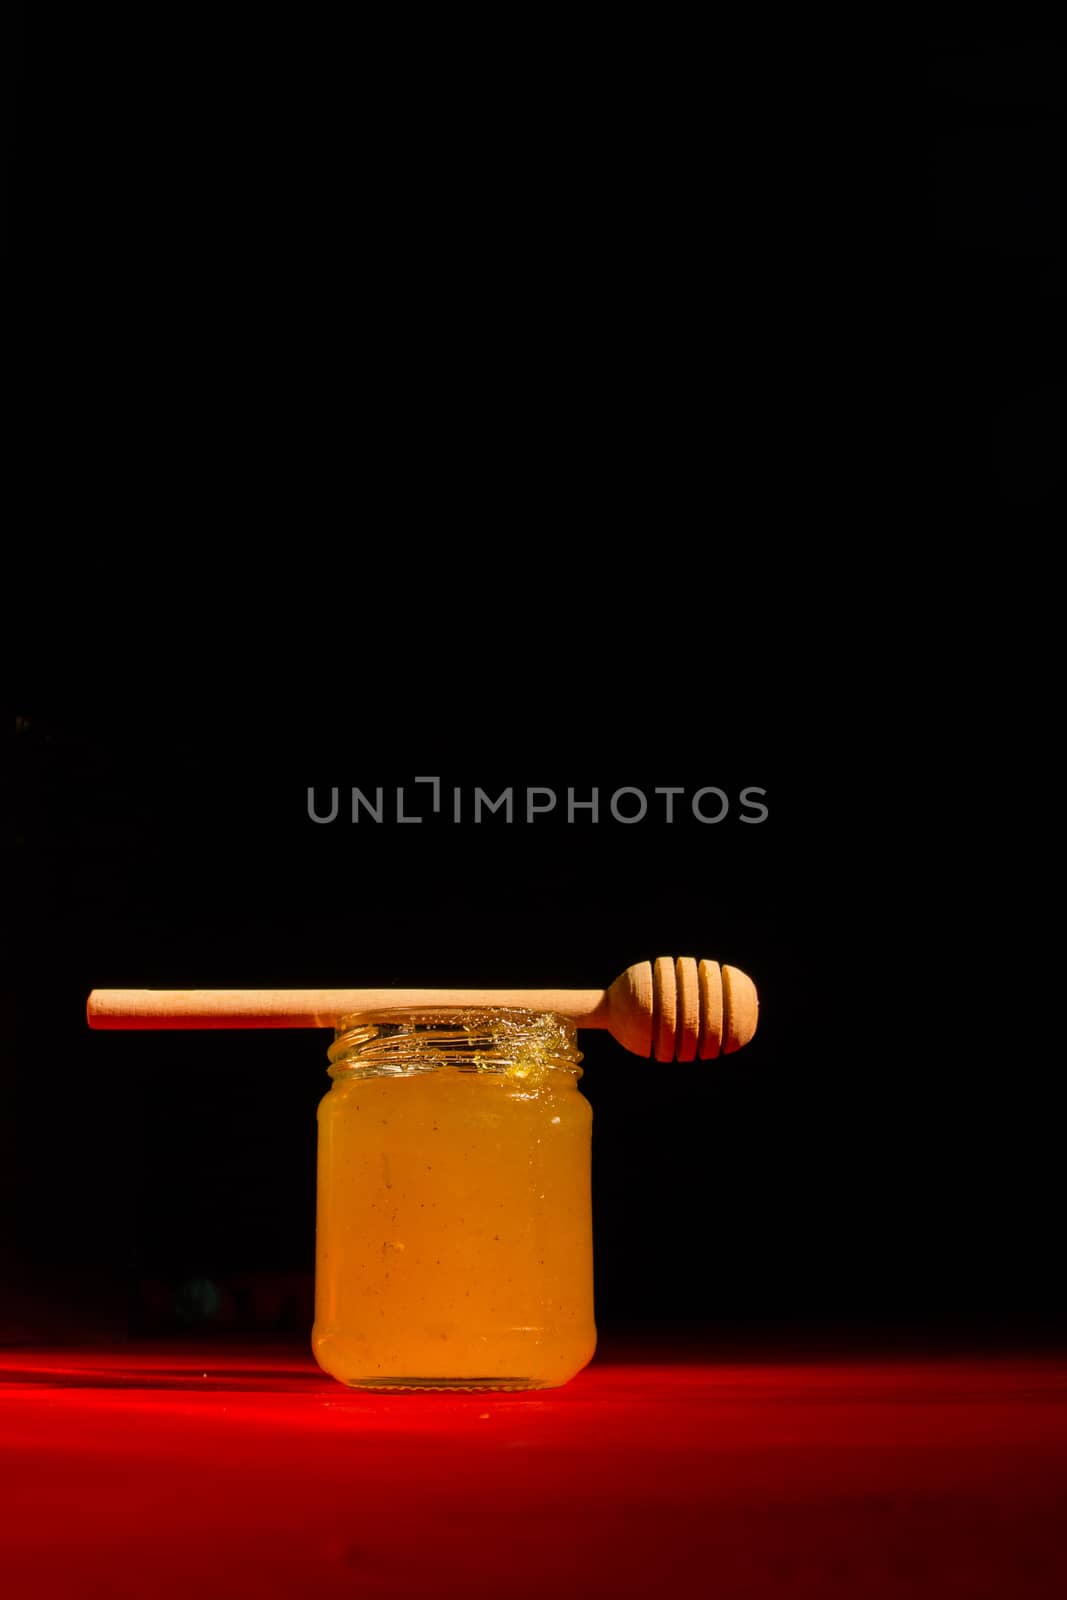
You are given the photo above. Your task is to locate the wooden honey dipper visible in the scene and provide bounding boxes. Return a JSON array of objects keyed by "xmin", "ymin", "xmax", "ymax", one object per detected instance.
[{"xmin": 86, "ymin": 958, "xmax": 758, "ymax": 1061}]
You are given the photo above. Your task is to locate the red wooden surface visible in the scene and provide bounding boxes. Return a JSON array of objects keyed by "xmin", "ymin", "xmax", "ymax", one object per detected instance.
[{"xmin": 2, "ymin": 1339, "xmax": 1066, "ymax": 1598}]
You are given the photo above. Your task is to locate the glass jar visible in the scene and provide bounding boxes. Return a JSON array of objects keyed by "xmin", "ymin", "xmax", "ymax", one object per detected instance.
[{"xmin": 312, "ymin": 1007, "xmax": 596, "ymax": 1391}]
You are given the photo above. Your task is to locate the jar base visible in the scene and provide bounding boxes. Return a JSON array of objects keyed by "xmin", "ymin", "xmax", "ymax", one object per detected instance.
[{"xmin": 339, "ymin": 1375, "xmax": 547, "ymax": 1392}]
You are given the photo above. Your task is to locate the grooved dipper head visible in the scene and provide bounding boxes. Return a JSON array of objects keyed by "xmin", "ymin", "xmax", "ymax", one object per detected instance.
[{"xmin": 606, "ymin": 958, "xmax": 759, "ymax": 1061}]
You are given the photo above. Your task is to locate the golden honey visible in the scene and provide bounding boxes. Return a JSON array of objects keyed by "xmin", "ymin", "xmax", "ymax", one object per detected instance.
[{"xmin": 312, "ymin": 1009, "xmax": 596, "ymax": 1390}]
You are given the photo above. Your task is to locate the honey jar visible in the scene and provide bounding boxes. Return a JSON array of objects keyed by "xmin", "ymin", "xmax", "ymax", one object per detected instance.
[{"xmin": 312, "ymin": 1008, "xmax": 596, "ymax": 1390}]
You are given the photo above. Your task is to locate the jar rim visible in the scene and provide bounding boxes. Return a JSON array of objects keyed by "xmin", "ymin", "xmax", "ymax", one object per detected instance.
[
  {"xmin": 327, "ymin": 1006, "xmax": 583, "ymax": 1078},
  {"xmin": 333, "ymin": 1003, "xmax": 575, "ymax": 1032}
]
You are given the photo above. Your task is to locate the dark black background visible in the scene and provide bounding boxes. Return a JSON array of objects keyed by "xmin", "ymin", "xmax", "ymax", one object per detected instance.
[
  {"xmin": 8, "ymin": 27, "xmax": 1063, "ymax": 534},
  {"xmin": 6, "ymin": 30, "xmax": 1065, "ymax": 1346}
]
